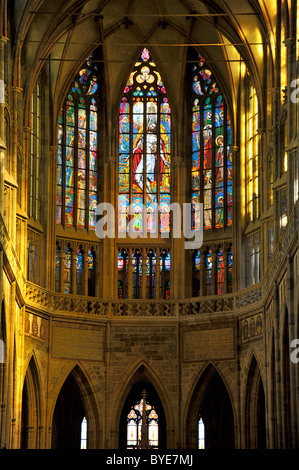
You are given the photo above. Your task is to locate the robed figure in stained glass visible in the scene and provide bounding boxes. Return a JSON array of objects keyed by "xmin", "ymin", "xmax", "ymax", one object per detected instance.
[
  {"xmin": 191, "ymin": 55, "xmax": 232, "ymax": 231},
  {"xmin": 118, "ymin": 48, "xmax": 171, "ymax": 235}
]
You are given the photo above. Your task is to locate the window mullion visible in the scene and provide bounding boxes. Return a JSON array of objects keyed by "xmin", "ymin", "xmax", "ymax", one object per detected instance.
[
  {"xmin": 212, "ymin": 98, "xmax": 216, "ymax": 230},
  {"xmin": 224, "ymin": 103, "xmax": 228, "ymax": 228},
  {"xmin": 62, "ymin": 103, "xmax": 66, "ymax": 228},
  {"xmin": 86, "ymin": 99, "xmax": 90, "ymax": 231},
  {"xmin": 143, "ymin": 94, "xmax": 146, "ymax": 232},
  {"xmin": 74, "ymin": 98, "xmax": 79, "ymax": 228},
  {"xmin": 200, "ymin": 100, "xmax": 204, "ymax": 219},
  {"xmin": 129, "ymin": 91, "xmax": 133, "ymax": 233},
  {"xmin": 157, "ymin": 93, "xmax": 161, "ymax": 234}
]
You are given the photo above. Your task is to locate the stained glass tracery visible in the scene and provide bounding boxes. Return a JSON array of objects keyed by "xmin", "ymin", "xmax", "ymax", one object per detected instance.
[
  {"xmin": 191, "ymin": 56, "xmax": 232, "ymax": 230},
  {"xmin": 117, "ymin": 248, "xmax": 170, "ymax": 299},
  {"xmin": 119, "ymin": 48, "xmax": 171, "ymax": 235},
  {"xmin": 127, "ymin": 395, "xmax": 159, "ymax": 449},
  {"xmin": 57, "ymin": 55, "xmax": 99, "ymax": 230}
]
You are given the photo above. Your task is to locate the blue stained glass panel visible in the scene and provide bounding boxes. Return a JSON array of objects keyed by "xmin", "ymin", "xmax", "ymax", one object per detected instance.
[
  {"xmin": 119, "ymin": 133, "xmax": 130, "ymax": 154},
  {"xmin": 119, "ymin": 114, "xmax": 130, "ymax": 133}
]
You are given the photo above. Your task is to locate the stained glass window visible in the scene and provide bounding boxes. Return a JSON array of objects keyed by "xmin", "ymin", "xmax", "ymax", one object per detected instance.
[
  {"xmin": 118, "ymin": 249, "xmax": 129, "ymax": 299},
  {"xmin": 64, "ymin": 246, "xmax": 71, "ymax": 294},
  {"xmin": 55, "ymin": 245, "xmax": 60, "ymax": 292},
  {"xmin": 29, "ymin": 83, "xmax": 41, "ymax": 220},
  {"xmin": 227, "ymin": 248, "xmax": 233, "ymax": 293},
  {"xmin": 126, "ymin": 395, "xmax": 159, "ymax": 449},
  {"xmin": 216, "ymin": 249, "xmax": 224, "ymax": 295},
  {"xmin": 281, "ymin": 120, "xmax": 288, "ymax": 174},
  {"xmin": 117, "ymin": 248, "xmax": 170, "ymax": 299},
  {"xmin": 57, "ymin": 55, "xmax": 99, "ymax": 229},
  {"xmin": 146, "ymin": 249, "xmax": 156, "ymax": 299},
  {"xmin": 80, "ymin": 417, "xmax": 87, "ymax": 449},
  {"xmin": 246, "ymin": 83, "xmax": 259, "ymax": 221},
  {"xmin": 206, "ymin": 250, "xmax": 212, "ymax": 295},
  {"xmin": 118, "ymin": 48, "xmax": 171, "ymax": 235},
  {"xmin": 132, "ymin": 249, "xmax": 142, "ymax": 299},
  {"xmin": 193, "ymin": 249, "xmax": 201, "ymax": 296},
  {"xmin": 160, "ymin": 249, "xmax": 170, "ymax": 299},
  {"xmin": 191, "ymin": 56, "xmax": 232, "ymax": 230},
  {"xmin": 194, "ymin": 250, "xmax": 201, "ymax": 272},
  {"xmin": 76, "ymin": 248, "xmax": 83, "ymax": 295},
  {"xmin": 198, "ymin": 416, "xmax": 205, "ymax": 449},
  {"xmin": 88, "ymin": 249, "xmax": 95, "ymax": 296}
]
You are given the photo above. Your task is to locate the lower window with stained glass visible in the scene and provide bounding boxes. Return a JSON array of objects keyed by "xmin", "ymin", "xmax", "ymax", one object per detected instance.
[{"xmin": 127, "ymin": 392, "xmax": 159, "ymax": 449}]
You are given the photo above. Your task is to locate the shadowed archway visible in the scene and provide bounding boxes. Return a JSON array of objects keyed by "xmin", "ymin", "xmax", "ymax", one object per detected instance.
[
  {"xmin": 21, "ymin": 356, "xmax": 42, "ymax": 449},
  {"xmin": 186, "ymin": 364, "xmax": 235, "ymax": 449},
  {"xmin": 245, "ymin": 355, "xmax": 266, "ymax": 448},
  {"xmin": 51, "ymin": 365, "xmax": 100, "ymax": 449}
]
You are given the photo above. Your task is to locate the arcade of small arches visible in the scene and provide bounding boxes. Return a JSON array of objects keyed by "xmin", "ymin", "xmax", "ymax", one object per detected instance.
[{"xmin": 21, "ymin": 360, "xmax": 266, "ymax": 449}]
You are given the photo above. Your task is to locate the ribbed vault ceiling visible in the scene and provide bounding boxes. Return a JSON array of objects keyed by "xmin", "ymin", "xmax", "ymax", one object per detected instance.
[{"xmin": 10, "ymin": 0, "xmax": 276, "ymax": 124}]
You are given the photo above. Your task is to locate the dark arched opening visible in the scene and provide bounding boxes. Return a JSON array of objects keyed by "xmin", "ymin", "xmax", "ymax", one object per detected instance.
[
  {"xmin": 186, "ymin": 365, "xmax": 235, "ymax": 449},
  {"xmin": 199, "ymin": 371, "xmax": 235, "ymax": 449},
  {"xmin": 51, "ymin": 372, "xmax": 86, "ymax": 449}
]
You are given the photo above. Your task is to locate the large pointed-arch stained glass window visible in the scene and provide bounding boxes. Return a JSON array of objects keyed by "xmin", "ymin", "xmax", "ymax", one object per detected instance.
[
  {"xmin": 118, "ymin": 48, "xmax": 171, "ymax": 235},
  {"xmin": 56, "ymin": 55, "xmax": 100, "ymax": 230},
  {"xmin": 191, "ymin": 56, "xmax": 232, "ymax": 231}
]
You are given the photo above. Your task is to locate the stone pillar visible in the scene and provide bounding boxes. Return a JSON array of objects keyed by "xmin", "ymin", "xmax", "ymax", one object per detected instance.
[
  {"xmin": 223, "ymin": 247, "xmax": 228, "ymax": 294},
  {"xmin": 171, "ymin": 155, "xmax": 185, "ymax": 300},
  {"xmin": 287, "ymin": 254, "xmax": 298, "ymax": 448},
  {"xmin": 155, "ymin": 247, "xmax": 160, "ymax": 299},
  {"xmin": 83, "ymin": 250, "xmax": 89, "ymax": 296},
  {"xmin": 47, "ymin": 145, "xmax": 58, "ymax": 292},
  {"xmin": 200, "ymin": 251, "xmax": 206, "ymax": 296},
  {"xmin": 273, "ymin": 281, "xmax": 283, "ymax": 447},
  {"xmin": 285, "ymin": 38, "xmax": 295, "ymax": 215},
  {"xmin": 231, "ymin": 145, "xmax": 243, "ymax": 291},
  {"xmin": 103, "ymin": 155, "xmax": 116, "ymax": 299},
  {"xmin": 71, "ymin": 249, "xmax": 77, "ymax": 294},
  {"xmin": 59, "ymin": 248, "xmax": 65, "ymax": 293},
  {"xmin": 28, "ymin": 242, "xmax": 35, "ymax": 283},
  {"xmin": 94, "ymin": 245, "xmax": 101, "ymax": 298},
  {"xmin": 0, "ymin": 36, "xmax": 8, "ymax": 216},
  {"xmin": 141, "ymin": 246, "xmax": 146, "ymax": 299},
  {"xmin": 128, "ymin": 247, "xmax": 132, "ymax": 299},
  {"xmin": 212, "ymin": 246, "xmax": 218, "ymax": 295},
  {"xmin": 254, "ymin": 244, "xmax": 260, "ymax": 284},
  {"xmin": 271, "ymin": 87, "xmax": 280, "ymax": 246}
]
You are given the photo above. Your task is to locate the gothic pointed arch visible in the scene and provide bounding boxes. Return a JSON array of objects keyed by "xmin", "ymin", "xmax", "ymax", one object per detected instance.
[
  {"xmin": 185, "ymin": 363, "xmax": 235, "ymax": 449},
  {"xmin": 244, "ymin": 355, "xmax": 266, "ymax": 448},
  {"xmin": 118, "ymin": 47, "xmax": 171, "ymax": 236},
  {"xmin": 114, "ymin": 362, "xmax": 171, "ymax": 449},
  {"xmin": 56, "ymin": 49, "xmax": 103, "ymax": 230},
  {"xmin": 188, "ymin": 49, "xmax": 233, "ymax": 231},
  {"xmin": 21, "ymin": 355, "xmax": 42, "ymax": 449},
  {"xmin": 51, "ymin": 364, "xmax": 101, "ymax": 449}
]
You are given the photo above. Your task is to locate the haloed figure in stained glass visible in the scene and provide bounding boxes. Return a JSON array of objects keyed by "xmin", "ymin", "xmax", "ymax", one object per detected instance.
[
  {"xmin": 191, "ymin": 56, "xmax": 232, "ymax": 231},
  {"xmin": 118, "ymin": 48, "xmax": 171, "ymax": 235}
]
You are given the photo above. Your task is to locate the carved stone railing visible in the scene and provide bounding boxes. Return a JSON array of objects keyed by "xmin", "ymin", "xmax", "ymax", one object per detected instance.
[
  {"xmin": 179, "ymin": 295, "xmax": 234, "ymax": 316},
  {"xmin": 12, "ymin": 202, "xmax": 299, "ymax": 319},
  {"xmin": 25, "ymin": 282, "xmax": 236, "ymax": 318},
  {"xmin": 234, "ymin": 283, "xmax": 263, "ymax": 310},
  {"xmin": 110, "ymin": 299, "xmax": 174, "ymax": 317}
]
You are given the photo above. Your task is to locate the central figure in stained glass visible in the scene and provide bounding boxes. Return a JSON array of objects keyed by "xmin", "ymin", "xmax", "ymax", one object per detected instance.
[{"xmin": 119, "ymin": 48, "xmax": 171, "ymax": 235}]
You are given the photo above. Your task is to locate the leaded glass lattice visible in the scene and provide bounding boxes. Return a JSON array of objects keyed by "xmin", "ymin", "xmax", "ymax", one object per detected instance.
[{"xmin": 191, "ymin": 56, "xmax": 232, "ymax": 230}]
